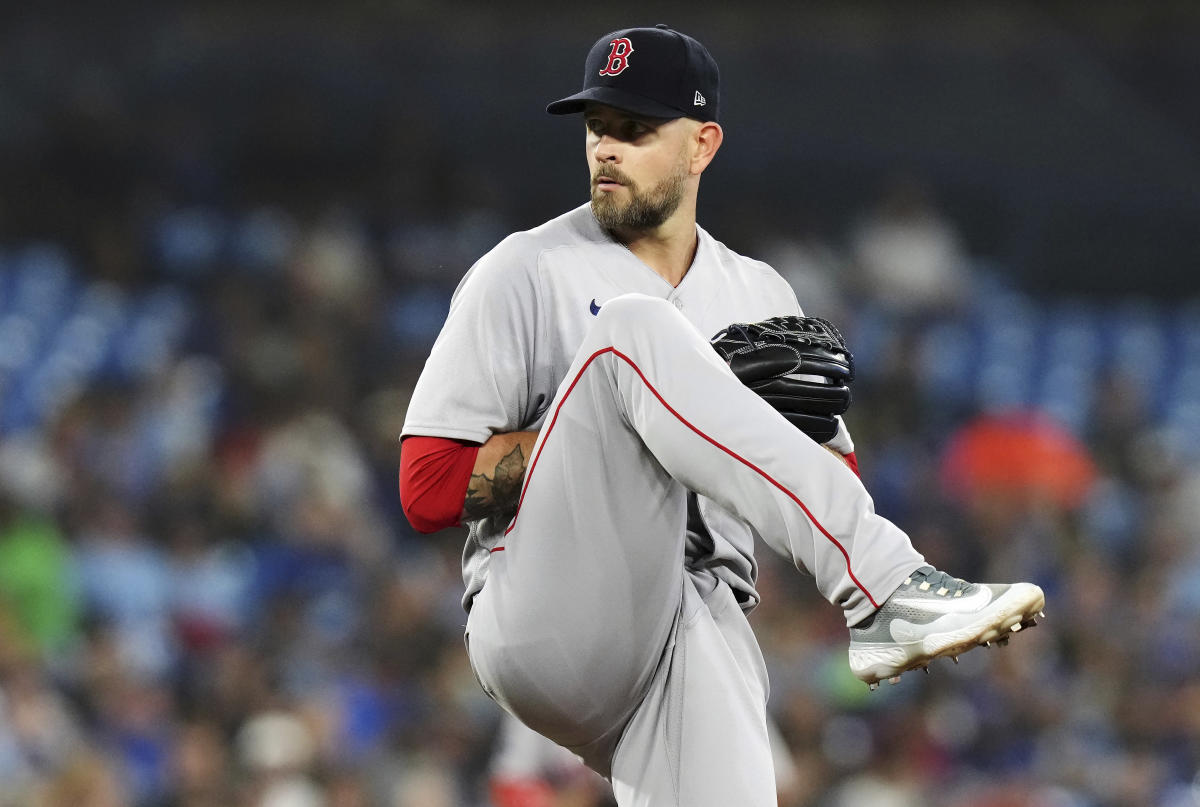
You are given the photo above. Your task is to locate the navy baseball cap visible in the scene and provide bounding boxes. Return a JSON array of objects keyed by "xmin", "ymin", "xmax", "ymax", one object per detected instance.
[{"xmin": 547, "ymin": 24, "xmax": 720, "ymax": 123}]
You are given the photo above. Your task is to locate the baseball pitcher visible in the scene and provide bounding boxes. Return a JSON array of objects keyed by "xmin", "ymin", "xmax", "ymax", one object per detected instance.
[{"xmin": 399, "ymin": 25, "xmax": 1044, "ymax": 806}]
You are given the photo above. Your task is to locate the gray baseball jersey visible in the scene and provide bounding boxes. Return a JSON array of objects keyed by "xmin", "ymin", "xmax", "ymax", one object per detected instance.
[
  {"xmin": 403, "ymin": 204, "xmax": 925, "ymax": 804},
  {"xmin": 403, "ymin": 203, "xmax": 856, "ymax": 613}
]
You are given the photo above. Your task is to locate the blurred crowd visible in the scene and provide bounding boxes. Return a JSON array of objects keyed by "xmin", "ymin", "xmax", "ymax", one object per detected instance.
[
  {"xmin": 2, "ymin": 7, "xmax": 1200, "ymax": 807},
  {"xmin": 2, "ymin": 173, "xmax": 1199, "ymax": 807}
]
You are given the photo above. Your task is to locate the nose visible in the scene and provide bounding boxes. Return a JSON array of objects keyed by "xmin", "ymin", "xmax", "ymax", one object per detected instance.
[{"xmin": 593, "ymin": 134, "xmax": 620, "ymax": 163}]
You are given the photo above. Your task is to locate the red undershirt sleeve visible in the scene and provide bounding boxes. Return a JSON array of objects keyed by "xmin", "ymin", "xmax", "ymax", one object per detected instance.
[
  {"xmin": 844, "ymin": 451, "xmax": 860, "ymax": 477},
  {"xmin": 399, "ymin": 436, "xmax": 481, "ymax": 534}
]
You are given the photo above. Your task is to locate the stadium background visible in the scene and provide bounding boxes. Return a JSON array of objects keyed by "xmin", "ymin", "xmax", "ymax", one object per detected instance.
[{"xmin": 0, "ymin": 3, "xmax": 1198, "ymax": 805}]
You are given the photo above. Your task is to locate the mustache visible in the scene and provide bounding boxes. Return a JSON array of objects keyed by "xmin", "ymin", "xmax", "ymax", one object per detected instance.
[{"xmin": 592, "ymin": 166, "xmax": 636, "ymax": 188}]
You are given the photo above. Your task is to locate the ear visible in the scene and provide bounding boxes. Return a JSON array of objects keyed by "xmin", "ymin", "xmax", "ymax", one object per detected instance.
[{"xmin": 689, "ymin": 121, "xmax": 724, "ymax": 174}]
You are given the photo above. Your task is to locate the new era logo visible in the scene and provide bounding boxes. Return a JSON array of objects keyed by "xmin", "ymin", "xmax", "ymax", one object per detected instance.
[{"xmin": 694, "ymin": 91, "xmax": 706, "ymax": 107}]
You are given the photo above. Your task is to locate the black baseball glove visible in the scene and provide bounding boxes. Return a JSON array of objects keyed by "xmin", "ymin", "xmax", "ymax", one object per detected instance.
[{"xmin": 711, "ymin": 315, "xmax": 854, "ymax": 443}]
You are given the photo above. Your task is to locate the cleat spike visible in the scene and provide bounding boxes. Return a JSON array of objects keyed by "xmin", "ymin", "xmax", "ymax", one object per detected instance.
[
  {"xmin": 868, "ymin": 682, "xmax": 879, "ymax": 691},
  {"xmin": 888, "ymin": 675, "xmax": 902, "ymax": 685},
  {"xmin": 951, "ymin": 656, "xmax": 959, "ymax": 664},
  {"xmin": 1010, "ymin": 623, "xmax": 1022, "ymax": 632},
  {"xmin": 997, "ymin": 636, "xmax": 1010, "ymax": 646},
  {"xmin": 983, "ymin": 641, "xmax": 991, "ymax": 648},
  {"xmin": 922, "ymin": 666, "xmax": 930, "ymax": 674}
]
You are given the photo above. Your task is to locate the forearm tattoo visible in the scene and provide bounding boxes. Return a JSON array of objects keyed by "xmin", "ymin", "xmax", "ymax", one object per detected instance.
[{"xmin": 463, "ymin": 444, "xmax": 527, "ymax": 523}]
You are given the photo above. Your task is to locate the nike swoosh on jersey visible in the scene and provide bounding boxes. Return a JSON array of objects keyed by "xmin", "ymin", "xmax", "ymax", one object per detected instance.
[
  {"xmin": 589, "ymin": 298, "xmax": 602, "ymax": 316},
  {"xmin": 886, "ymin": 586, "xmax": 994, "ymax": 616}
]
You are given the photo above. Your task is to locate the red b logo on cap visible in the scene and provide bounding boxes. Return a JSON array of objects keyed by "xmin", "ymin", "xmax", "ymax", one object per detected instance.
[{"xmin": 599, "ymin": 38, "xmax": 634, "ymax": 76}]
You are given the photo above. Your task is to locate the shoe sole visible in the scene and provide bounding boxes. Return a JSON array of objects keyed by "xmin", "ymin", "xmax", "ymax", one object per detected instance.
[{"xmin": 848, "ymin": 582, "xmax": 1046, "ymax": 687}]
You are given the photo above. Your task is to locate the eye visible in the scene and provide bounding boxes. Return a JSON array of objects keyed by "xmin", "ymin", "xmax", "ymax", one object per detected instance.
[
  {"xmin": 585, "ymin": 118, "xmax": 605, "ymax": 136},
  {"xmin": 622, "ymin": 121, "xmax": 648, "ymax": 139}
]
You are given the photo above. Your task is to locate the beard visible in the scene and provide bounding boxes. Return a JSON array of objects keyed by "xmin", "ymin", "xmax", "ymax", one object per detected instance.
[{"xmin": 590, "ymin": 159, "xmax": 688, "ymax": 234}]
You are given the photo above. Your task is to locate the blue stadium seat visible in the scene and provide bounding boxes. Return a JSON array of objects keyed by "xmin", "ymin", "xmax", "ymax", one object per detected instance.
[
  {"xmin": 0, "ymin": 242, "xmax": 197, "ymax": 436},
  {"xmin": 917, "ymin": 319, "xmax": 976, "ymax": 404}
]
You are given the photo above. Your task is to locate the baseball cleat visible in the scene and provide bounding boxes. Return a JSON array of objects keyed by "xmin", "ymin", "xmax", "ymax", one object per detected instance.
[{"xmin": 848, "ymin": 565, "xmax": 1045, "ymax": 688}]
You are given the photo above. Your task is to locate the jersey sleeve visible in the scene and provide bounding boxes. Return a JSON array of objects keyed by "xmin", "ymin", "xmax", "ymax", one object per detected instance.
[{"xmin": 403, "ymin": 237, "xmax": 542, "ymax": 443}]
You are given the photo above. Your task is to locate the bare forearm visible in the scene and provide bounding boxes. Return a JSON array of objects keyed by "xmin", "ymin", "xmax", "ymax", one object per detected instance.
[{"xmin": 462, "ymin": 431, "xmax": 538, "ymax": 523}]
